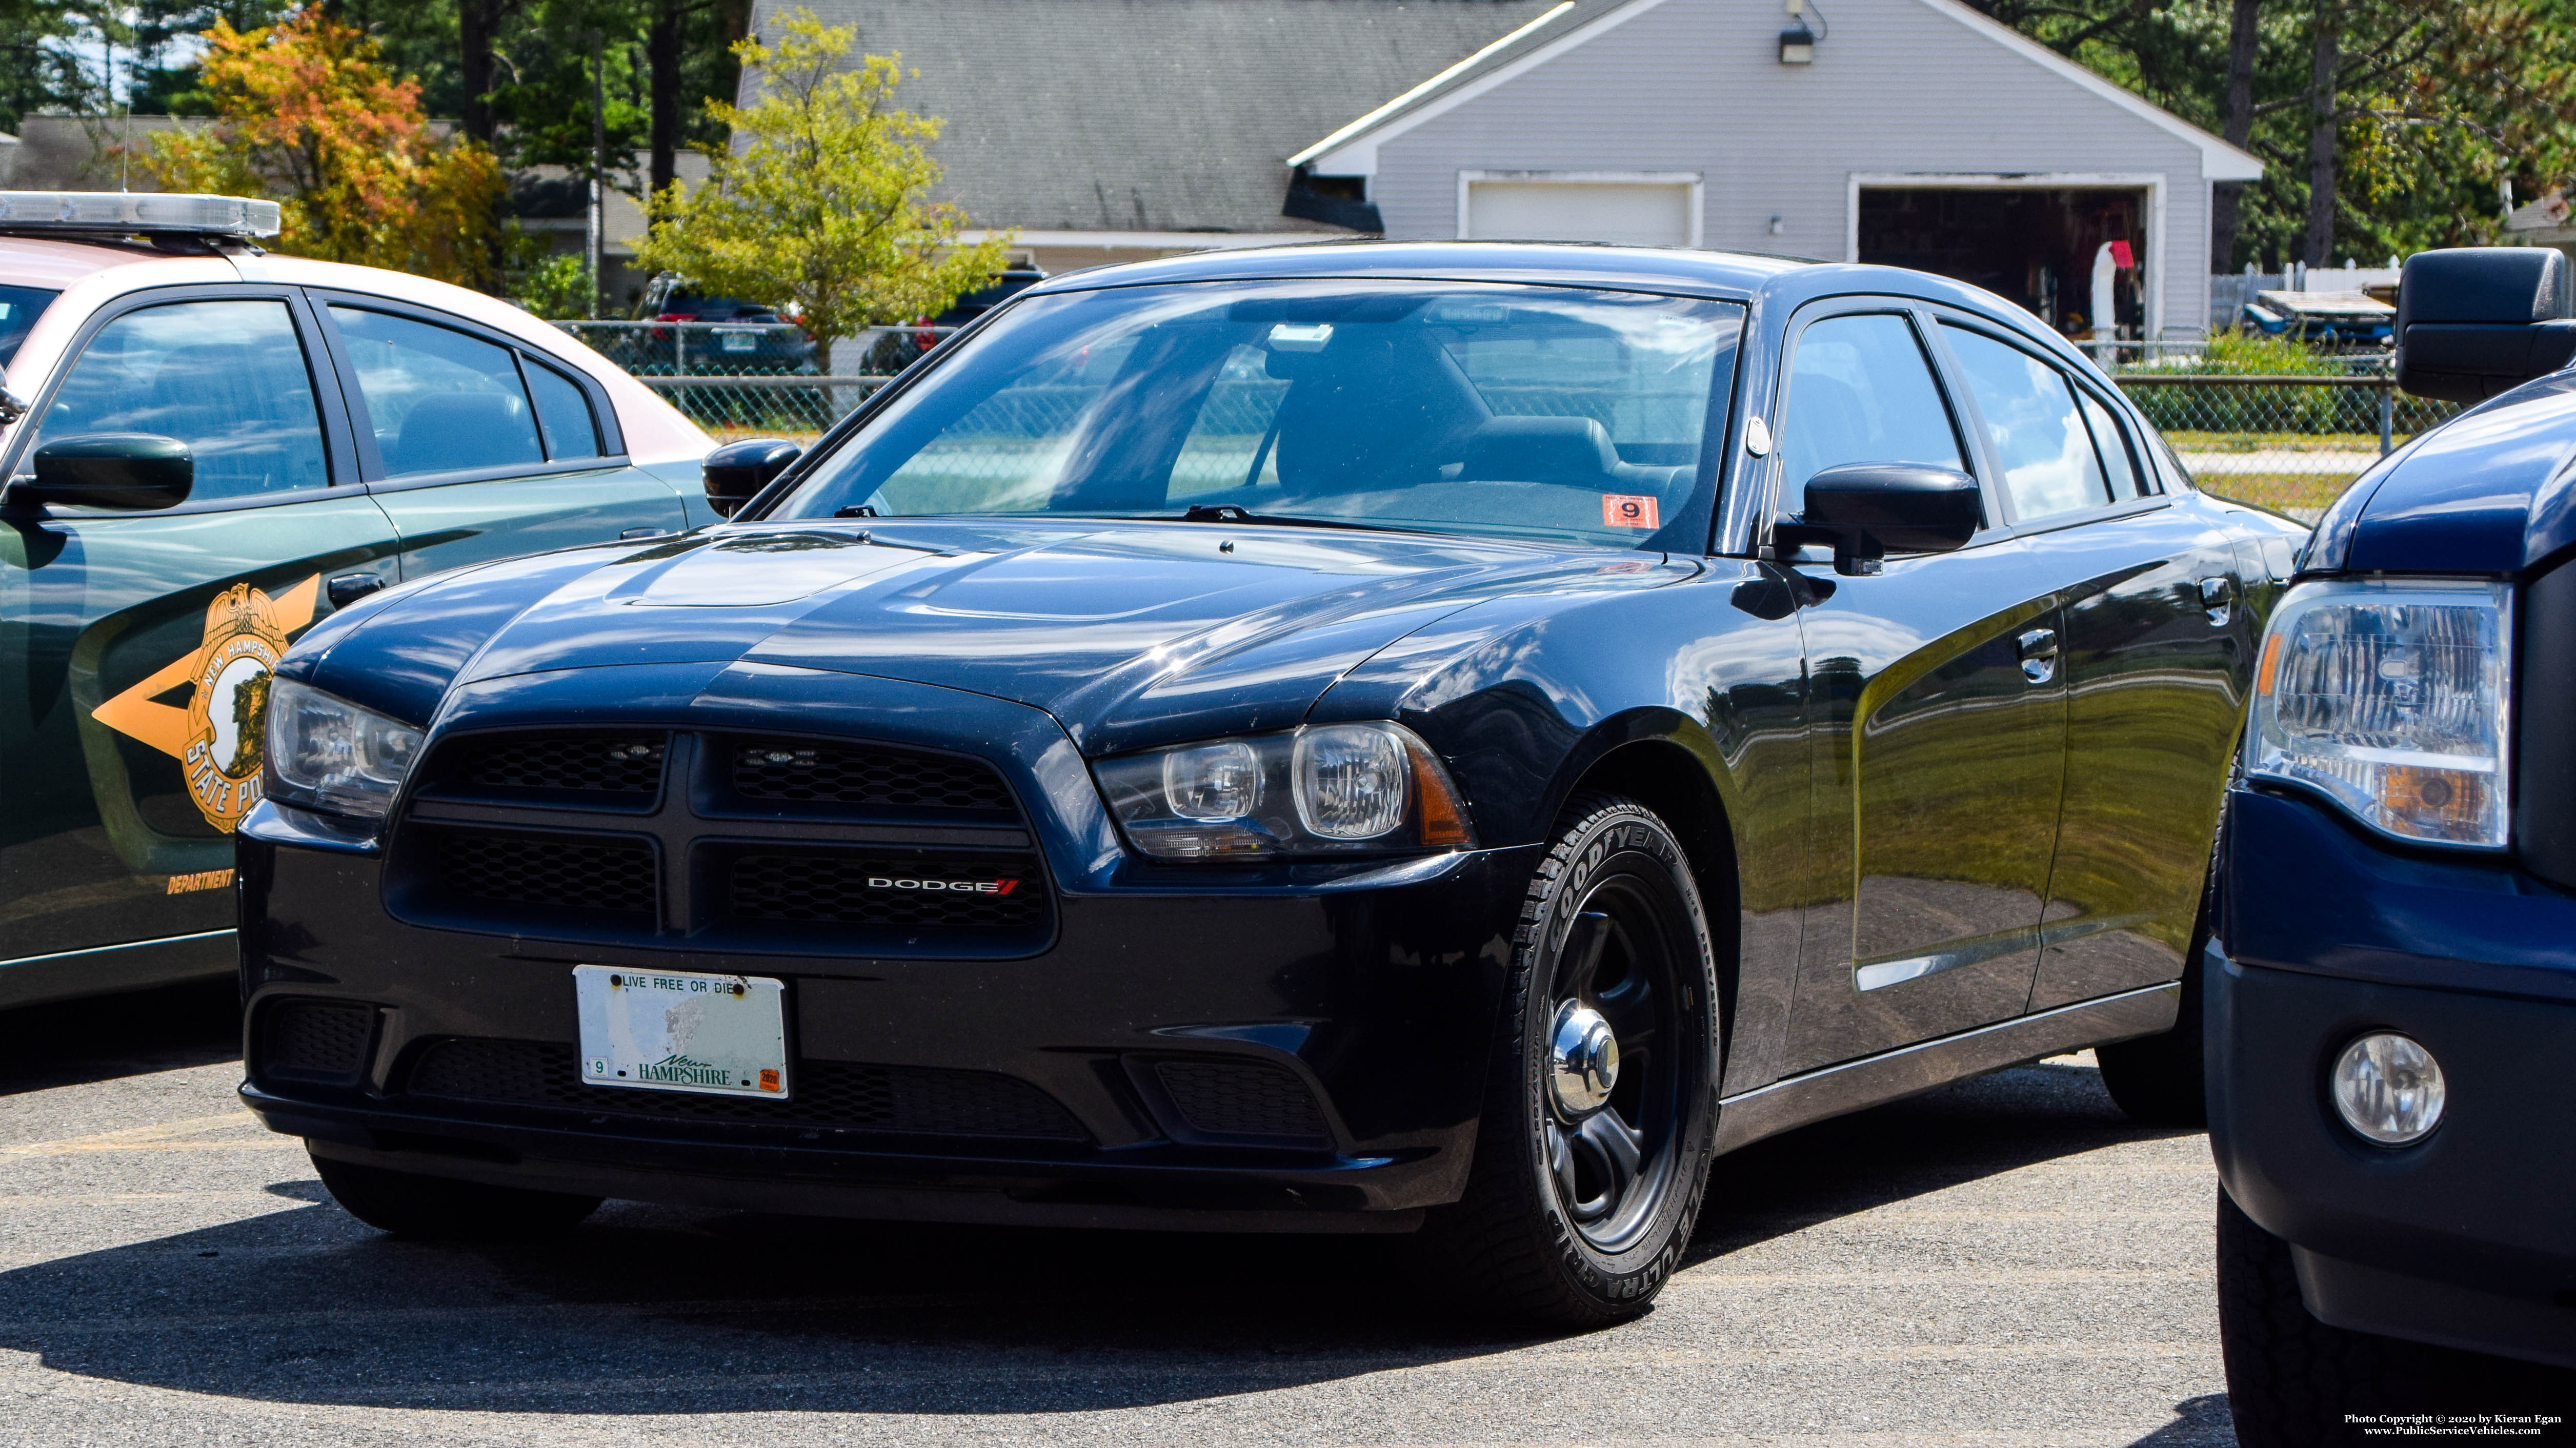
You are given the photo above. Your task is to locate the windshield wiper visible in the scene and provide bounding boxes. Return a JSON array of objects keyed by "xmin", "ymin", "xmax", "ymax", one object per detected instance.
[{"xmin": 1170, "ymin": 503, "xmax": 1400, "ymax": 532}]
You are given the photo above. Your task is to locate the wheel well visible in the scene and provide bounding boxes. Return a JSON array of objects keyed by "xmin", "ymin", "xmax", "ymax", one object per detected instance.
[{"xmin": 1568, "ymin": 740, "xmax": 1742, "ymax": 1035}]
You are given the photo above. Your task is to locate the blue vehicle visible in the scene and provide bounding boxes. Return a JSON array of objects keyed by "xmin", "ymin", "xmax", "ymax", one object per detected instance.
[
  {"xmin": 2213, "ymin": 247, "xmax": 2576, "ymax": 1434},
  {"xmin": 234, "ymin": 240, "xmax": 2297, "ymax": 1326}
]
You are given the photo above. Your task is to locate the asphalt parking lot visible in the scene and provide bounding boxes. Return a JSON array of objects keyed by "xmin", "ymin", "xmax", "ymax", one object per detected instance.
[{"xmin": 1, "ymin": 982, "xmax": 2233, "ymax": 1448}]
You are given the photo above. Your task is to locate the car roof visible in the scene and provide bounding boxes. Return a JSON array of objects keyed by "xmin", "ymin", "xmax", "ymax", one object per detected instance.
[
  {"xmin": 1023, "ymin": 240, "xmax": 1817, "ymax": 302},
  {"xmin": 0, "ymin": 233, "xmax": 709, "ymax": 467}
]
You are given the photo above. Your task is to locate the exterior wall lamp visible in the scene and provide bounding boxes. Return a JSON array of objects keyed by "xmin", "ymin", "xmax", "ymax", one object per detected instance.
[{"xmin": 1780, "ymin": 0, "xmax": 1822, "ymax": 64}]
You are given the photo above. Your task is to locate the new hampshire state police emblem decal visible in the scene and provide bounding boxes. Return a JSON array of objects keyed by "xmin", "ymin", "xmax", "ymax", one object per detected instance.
[{"xmin": 93, "ymin": 576, "xmax": 320, "ymax": 832}]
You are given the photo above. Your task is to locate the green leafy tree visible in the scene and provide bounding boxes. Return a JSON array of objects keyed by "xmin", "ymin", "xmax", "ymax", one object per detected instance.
[
  {"xmin": 1967, "ymin": 0, "xmax": 2576, "ymax": 270},
  {"xmin": 140, "ymin": 9, "xmax": 506, "ymax": 287},
  {"xmin": 633, "ymin": 8, "xmax": 1009, "ymax": 374}
]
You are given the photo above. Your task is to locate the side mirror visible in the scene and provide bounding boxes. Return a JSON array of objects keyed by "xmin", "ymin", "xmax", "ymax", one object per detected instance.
[
  {"xmin": 16, "ymin": 433, "xmax": 194, "ymax": 510},
  {"xmin": 2394, "ymin": 247, "xmax": 2576, "ymax": 403},
  {"xmin": 701, "ymin": 437, "xmax": 801, "ymax": 518},
  {"xmin": 1777, "ymin": 463, "xmax": 1981, "ymax": 576}
]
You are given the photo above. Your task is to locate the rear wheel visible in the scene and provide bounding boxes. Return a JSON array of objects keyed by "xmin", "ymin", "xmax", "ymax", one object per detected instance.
[
  {"xmin": 2218, "ymin": 1188, "xmax": 2575, "ymax": 1445},
  {"xmin": 1421, "ymin": 792, "xmax": 1720, "ymax": 1328},
  {"xmin": 313, "ymin": 1152, "xmax": 601, "ymax": 1241}
]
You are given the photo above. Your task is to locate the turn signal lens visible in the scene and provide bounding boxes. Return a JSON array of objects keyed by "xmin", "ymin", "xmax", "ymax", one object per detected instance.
[
  {"xmin": 2248, "ymin": 579, "xmax": 2510, "ymax": 848},
  {"xmin": 2331, "ymin": 1032, "xmax": 2446, "ymax": 1145},
  {"xmin": 1096, "ymin": 722, "xmax": 1474, "ymax": 861}
]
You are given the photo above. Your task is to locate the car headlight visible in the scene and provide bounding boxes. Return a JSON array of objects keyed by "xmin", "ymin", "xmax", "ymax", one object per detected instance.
[
  {"xmin": 1096, "ymin": 722, "xmax": 1474, "ymax": 860},
  {"xmin": 2249, "ymin": 578, "xmax": 2511, "ymax": 848},
  {"xmin": 264, "ymin": 678, "xmax": 424, "ymax": 821}
]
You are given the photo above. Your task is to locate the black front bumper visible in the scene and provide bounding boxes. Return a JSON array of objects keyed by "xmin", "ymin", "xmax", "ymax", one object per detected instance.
[
  {"xmin": 239, "ymin": 825, "xmax": 1534, "ymax": 1233},
  {"xmin": 2211, "ymin": 791, "xmax": 2576, "ymax": 1368}
]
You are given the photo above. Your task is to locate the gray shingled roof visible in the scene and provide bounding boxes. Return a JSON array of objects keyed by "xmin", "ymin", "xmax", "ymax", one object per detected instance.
[{"xmin": 746, "ymin": 0, "xmax": 1581, "ymax": 234}]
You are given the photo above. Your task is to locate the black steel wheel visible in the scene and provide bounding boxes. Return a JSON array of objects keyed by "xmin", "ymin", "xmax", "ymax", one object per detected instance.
[{"xmin": 1422, "ymin": 791, "xmax": 1720, "ymax": 1327}]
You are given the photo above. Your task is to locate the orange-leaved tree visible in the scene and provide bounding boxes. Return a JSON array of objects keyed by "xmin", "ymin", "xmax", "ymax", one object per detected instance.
[{"xmin": 143, "ymin": 10, "xmax": 503, "ymax": 288}]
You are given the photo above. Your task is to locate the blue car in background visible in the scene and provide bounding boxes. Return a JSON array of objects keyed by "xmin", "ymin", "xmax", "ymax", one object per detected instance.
[{"xmin": 2213, "ymin": 248, "xmax": 2576, "ymax": 1439}]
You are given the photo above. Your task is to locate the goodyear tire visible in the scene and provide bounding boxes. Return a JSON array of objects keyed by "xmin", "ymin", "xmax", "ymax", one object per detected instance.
[
  {"xmin": 1421, "ymin": 791, "xmax": 1720, "ymax": 1328},
  {"xmin": 2218, "ymin": 1188, "xmax": 2576, "ymax": 1444}
]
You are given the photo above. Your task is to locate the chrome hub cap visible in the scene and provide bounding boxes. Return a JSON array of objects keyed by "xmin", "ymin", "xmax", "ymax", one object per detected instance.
[{"xmin": 1548, "ymin": 1001, "xmax": 1620, "ymax": 1118}]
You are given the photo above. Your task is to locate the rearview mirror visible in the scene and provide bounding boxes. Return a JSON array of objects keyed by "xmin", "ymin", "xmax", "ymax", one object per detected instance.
[
  {"xmin": 16, "ymin": 433, "xmax": 194, "ymax": 510},
  {"xmin": 702, "ymin": 437, "xmax": 801, "ymax": 518},
  {"xmin": 2394, "ymin": 247, "xmax": 2576, "ymax": 402},
  {"xmin": 1776, "ymin": 463, "xmax": 1982, "ymax": 576}
]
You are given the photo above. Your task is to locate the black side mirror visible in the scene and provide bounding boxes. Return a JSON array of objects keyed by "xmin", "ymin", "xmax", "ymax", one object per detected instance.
[
  {"xmin": 16, "ymin": 433, "xmax": 194, "ymax": 510},
  {"xmin": 701, "ymin": 437, "xmax": 802, "ymax": 518},
  {"xmin": 1776, "ymin": 463, "xmax": 1982, "ymax": 576},
  {"xmin": 2394, "ymin": 247, "xmax": 2576, "ymax": 403}
]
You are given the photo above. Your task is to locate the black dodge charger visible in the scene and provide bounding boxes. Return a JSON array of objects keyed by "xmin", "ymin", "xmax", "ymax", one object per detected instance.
[{"xmin": 237, "ymin": 241, "xmax": 2300, "ymax": 1324}]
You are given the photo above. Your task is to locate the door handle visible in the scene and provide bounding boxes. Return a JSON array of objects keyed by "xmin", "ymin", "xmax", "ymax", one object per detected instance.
[
  {"xmin": 2017, "ymin": 627, "xmax": 2059, "ymax": 684},
  {"xmin": 327, "ymin": 572, "xmax": 385, "ymax": 607},
  {"xmin": 2198, "ymin": 575, "xmax": 2235, "ymax": 625},
  {"xmin": 619, "ymin": 526, "xmax": 672, "ymax": 541}
]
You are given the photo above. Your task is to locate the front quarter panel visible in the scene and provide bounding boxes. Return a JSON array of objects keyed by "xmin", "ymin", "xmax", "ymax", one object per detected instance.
[{"xmin": 1317, "ymin": 559, "xmax": 1813, "ymax": 1094}]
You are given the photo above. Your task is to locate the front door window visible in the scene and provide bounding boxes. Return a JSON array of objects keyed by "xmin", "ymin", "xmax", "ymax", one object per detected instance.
[{"xmin": 29, "ymin": 299, "xmax": 330, "ymax": 500}]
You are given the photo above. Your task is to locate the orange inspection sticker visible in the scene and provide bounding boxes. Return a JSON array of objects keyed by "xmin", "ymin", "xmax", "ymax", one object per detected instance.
[
  {"xmin": 758, "ymin": 1068, "xmax": 782, "ymax": 1092},
  {"xmin": 1601, "ymin": 494, "xmax": 1661, "ymax": 529}
]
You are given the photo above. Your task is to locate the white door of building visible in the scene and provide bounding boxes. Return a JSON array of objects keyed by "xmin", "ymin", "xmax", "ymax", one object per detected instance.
[{"xmin": 1462, "ymin": 177, "xmax": 1698, "ymax": 247}]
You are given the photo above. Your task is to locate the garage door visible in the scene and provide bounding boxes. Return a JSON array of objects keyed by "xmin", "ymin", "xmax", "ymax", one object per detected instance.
[{"xmin": 1464, "ymin": 180, "xmax": 1694, "ymax": 247}]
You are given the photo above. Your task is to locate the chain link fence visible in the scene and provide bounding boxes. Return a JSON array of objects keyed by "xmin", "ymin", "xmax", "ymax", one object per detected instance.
[
  {"xmin": 2109, "ymin": 374, "xmax": 2458, "ymax": 521},
  {"xmin": 554, "ymin": 321, "xmax": 962, "ymax": 441},
  {"xmin": 558, "ymin": 322, "xmax": 2456, "ymax": 522}
]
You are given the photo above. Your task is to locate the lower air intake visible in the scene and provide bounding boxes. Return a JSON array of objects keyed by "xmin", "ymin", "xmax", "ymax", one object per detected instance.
[
  {"xmin": 1154, "ymin": 1059, "xmax": 1330, "ymax": 1141},
  {"xmin": 257, "ymin": 1000, "xmax": 375, "ymax": 1085},
  {"xmin": 407, "ymin": 1038, "xmax": 1085, "ymax": 1140}
]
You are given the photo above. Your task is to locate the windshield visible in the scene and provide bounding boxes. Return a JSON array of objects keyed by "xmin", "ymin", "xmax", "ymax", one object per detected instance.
[
  {"xmin": 0, "ymin": 284, "xmax": 61, "ymax": 371},
  {"xmin": 768, "ymin": 279, "xmax": 1743, "ymax": 550}
]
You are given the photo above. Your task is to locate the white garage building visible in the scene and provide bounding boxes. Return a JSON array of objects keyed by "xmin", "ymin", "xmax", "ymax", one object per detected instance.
[{"xmin": 754, "ymin": 0, "xmax": 2259, "ymax": 341}]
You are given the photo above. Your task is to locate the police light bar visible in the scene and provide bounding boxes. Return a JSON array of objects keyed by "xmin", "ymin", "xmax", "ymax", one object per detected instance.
[{"xmin": 0, "ymin": 192, "xmax": 280, "ymax": 238}]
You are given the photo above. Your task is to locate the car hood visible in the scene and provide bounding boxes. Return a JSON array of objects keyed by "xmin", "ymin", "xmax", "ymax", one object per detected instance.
[
  {"xmin": 2328, "ymin": 371, "xmax": 2576, "ymax": 575},
  {"xmin": 294, "ymin": 519, "xmax": 1694, "ymax": 754}
]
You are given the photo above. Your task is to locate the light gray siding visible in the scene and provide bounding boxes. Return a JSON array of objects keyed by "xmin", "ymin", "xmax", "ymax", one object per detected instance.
[{"xmin": 1352, "ymin": 0, "xmax": 2225, "ymax": 335}]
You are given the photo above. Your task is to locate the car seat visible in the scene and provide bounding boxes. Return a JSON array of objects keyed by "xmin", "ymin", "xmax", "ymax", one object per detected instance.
[{"xmin": 387, "ymin": 392, "xmax": 542, "ymax": 477}]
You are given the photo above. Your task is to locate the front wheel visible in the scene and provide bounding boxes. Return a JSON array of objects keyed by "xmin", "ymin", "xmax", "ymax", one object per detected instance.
[
  {"xmin": 1421, "ymin": 792, "xmax": 1721, "ymax": 1328},
  {"xmin": 2218, "ymin": 1188, "xmax": 2575, "ymax": 1444}
]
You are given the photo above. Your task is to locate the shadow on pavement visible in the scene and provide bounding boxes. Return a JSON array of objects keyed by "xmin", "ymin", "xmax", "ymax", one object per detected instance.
[
  {"xmin": 0, "ymin": 1057, "xmax": 2208, "ymax": 1418},
  {"xmin": 1692, "ymin": 1054, "xmax": 2199, "ymax": 1262},
  {"xmin": 0, "ymin": 977, "xmax": 238, "ymax": 1097},
  {"xmin": 2129, "ymin": 1395, "xmax": 2236, "ymax": 1446}
]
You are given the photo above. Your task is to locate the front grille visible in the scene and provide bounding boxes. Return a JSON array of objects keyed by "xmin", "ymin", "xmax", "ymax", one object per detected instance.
[
  {"xmin": 407, "ymin": 1038, "xmax": 1084, "ymax": 1140},
  {"xmin": 432, "ymin": 731, "xmax": 668, "ymax": 801},
  {"xmin": 723, "ymin": 849, "xmax": 1047, "ymax": 929},
  {"xmin": 726, "ymin": 737, "xmax": 1016, "ymax": 816},
  {"xmin": 435, "ymin": 829, "xmax": 656, "ymax": 915},
  {"xmin": 1155, "ymin": 1059, "xmax": 1330, "ymax": 1140},
  {"xmin": 257, "ymin": 999, "xmax": 375, "ymax": 1084}
]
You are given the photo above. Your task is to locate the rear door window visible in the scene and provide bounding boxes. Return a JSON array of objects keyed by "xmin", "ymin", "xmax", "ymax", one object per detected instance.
[
  {"xmin": 1940, "ymin": 325, "xmax": 2112, "ymax": 522},
  {"xmin": 521, "ymin": 359, "xmax": 603, "ymax": 461},
  {"xmin": 329, "ymin": 307, "xmax": 544, "ymax": 478},
  {"xmin": 2076, "ymin": 389, "xmax": 2148, "ymax": 498},
  {"xmin": 29, "ymin": 298, "xmax": 330, "ymax": 500}
]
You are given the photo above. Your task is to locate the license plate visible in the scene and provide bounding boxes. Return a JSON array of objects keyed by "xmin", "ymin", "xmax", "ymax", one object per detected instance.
[
  {"xmin": 573, "ymin": 965, "xmax": 789, "ymax": 1098},
  {"xmin": 716, "ymin": 330, "xmax": 759, "ymax": 352}
]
